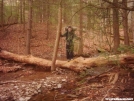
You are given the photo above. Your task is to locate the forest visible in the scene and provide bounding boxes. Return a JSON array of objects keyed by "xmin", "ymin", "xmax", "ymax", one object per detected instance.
[{"xmin": 0, "ymin": 0, "xmax": 134, "ymax": 101}]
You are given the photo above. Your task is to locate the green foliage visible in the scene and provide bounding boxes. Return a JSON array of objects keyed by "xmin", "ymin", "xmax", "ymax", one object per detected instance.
[
  {"xmin": 79, "ymin": 69, "xmax": 90, "ymax": 78},
  {"xmin": 118, "ymin": 44, "xmax": 134, "ymax": 53}
]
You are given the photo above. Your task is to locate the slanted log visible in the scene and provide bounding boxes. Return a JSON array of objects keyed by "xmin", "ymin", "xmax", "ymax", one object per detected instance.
[{"xmin": 0, "ymin": 48, "xmax": 134, "ymax": 73}]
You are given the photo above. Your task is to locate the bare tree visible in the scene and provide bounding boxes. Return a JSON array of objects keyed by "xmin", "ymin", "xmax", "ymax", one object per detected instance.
[
  {"xmin": 26, "ymin": 0, "xmax": 33, "ymax": 55},
  {"xmin": 122, "ymin": 0, "xmax": 129, "ymax": 46},
  {"xmin": 51, "ymin": 0, "xmax": 62, "ymax": 71},
  {"xmin": 23, "ymin": 0, "xmax": 25, "ymax": 33},
  {"xmin": 19, "ymin": 0, "xmax": 23, "ymax": 23},
  {"xmin": 46, "ymin": 0, "xmax": 50, "ymax": 39},
  {"xmin": 132, "ymin": 11, "xmax": 134, "ymax": 44},
  {"xmin": 78, "ymin": 0, "xmax": 83, "ymax": 55},
  {"xmin": 0, "ymin": 0, "xmax": 4, "ymax": 29},
  {"xmin": 113, "ymin": 0, "xmax": 120, "ymax": 52}
]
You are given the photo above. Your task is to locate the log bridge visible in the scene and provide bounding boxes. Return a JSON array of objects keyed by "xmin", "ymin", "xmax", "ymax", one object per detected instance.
[{"xmin": 0, "ymin": 48, "xmax": 134, "ymax": 73}]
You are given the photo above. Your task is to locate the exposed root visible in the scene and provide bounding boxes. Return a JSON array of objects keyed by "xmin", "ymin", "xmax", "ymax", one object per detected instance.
[
  {"xmin": 109, "ymin": 73, "xmax": 119, "ymax": 84},
  {"xmin": 101, "ymin": 85, "xmax": 114, "ymax": 101}
]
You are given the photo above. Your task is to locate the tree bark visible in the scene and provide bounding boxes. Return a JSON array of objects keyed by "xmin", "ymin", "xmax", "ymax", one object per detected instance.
[
  {"xmin": 26, "ymin": 0, "xmax": 33, "ymax": 55},
  {"xmin": 0, "ymin": 49, "xmax": 133, "ymax": 73},
  {"xmin": 113, "ymin": 0, "xmax": 120, "ymax": 52},
  {"xmin": 122, "ymin": 0, "xmax": 129, "ymax": 46},
  {"xmin": 132, "ymin": 12, "xmax": 134, "ymax": 44},
  {"xmin": 19, "ymin": 0, "xmax": 23, "ymax": 23},
  {"xmin": 23, "ymin": 0, "xmax": 26, "ymax": 33},
  {"xmin": 51, "ymin": 0, "xmax": 62, "ymax": 71},
  {"xmin": 46, "ymin": 0, "xmax": 50, "ymax": 39},
  {"xmin": 78, "ymin": 0, "xmax": 83, "ymax": 55},
  {"xmin": 131, "ymin": 4, "xmax": 134, "ymax": 44},
  {"xmin": 0, "ymin": 0, "xmax": 4, "ymax": 30}
]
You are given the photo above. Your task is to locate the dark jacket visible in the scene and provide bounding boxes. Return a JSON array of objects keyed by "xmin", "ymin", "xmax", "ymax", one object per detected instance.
[{"xmin": 60, "ymin": 30, "xmax": 77, "ymax": 45}]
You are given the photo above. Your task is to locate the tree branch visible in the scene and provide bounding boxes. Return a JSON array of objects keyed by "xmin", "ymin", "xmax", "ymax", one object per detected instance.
[{"xmin": 102, "ymin": 0, "xmax": 134, "ymax": 11}]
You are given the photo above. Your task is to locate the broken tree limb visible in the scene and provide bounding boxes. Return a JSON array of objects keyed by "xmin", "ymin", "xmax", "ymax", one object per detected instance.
[{"xmin": 0, "ymin": 48, "xmax": 134, "ymax": 73}]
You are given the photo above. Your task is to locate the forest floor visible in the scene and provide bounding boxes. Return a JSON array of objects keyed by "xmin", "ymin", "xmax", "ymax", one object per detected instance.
[
  {"xmin": 0, "ymin": 58, "xmax": 134, "ymax": 101},
  {"xmin": 0, "ymin": 24, "xmax": 134, "ymax": 101}
]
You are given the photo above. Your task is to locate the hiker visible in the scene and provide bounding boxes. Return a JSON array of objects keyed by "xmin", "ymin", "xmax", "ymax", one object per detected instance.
[{"xmin": 60, "ymin": 26, "xmax": 78, "ymax": 59}]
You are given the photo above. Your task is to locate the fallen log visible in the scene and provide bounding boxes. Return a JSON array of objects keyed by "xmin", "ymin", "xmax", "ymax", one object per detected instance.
[{"xmin": 0, "ymin": 48, "xmax": 134, "ymax": 73}]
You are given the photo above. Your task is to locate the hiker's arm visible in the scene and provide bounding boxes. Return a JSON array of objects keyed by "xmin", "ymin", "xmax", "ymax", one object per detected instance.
[{"xmin": 60, "ymin": 32, "xmax": 67, "ymax": 37}]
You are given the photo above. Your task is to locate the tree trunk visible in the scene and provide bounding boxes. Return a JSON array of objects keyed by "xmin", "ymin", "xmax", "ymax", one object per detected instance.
[
  {"xmin": 87, "ymin": 7, "xmax": 91, "ymax": 31},
  {"xmin": 14, "ymin": 0, "xmax": 19, "ymax": 24},
  {"xmin": 122, "ymin": 0, "xmax": 129, "ymax": 46},
  {"xmin": 9, "ymin": 0, "xmax": 13, "ymax": 24},
  {"xmin": 23, "ymin": 0, "xmax": 25, "ymax": 33},
  {"xmin": 132, "ymin": 12, "xmax": 134, "ymax": 44},
  {"xmin": 0, "ymin": 49, "xmax": 134, "ymax": 73},
  {"xmin": 113, "ymin": 0, "xmax": 120, "ymax": 52},
  {"xmin": 51, "ymin": 0, "xmax": 62, "ymax": 71},
  {"xmin": 63, "ymin": 1, "xmax": 67, "ymax": 25},
  {"xmin": 131, "ymin": 3, "xmax": 134, "ymax": 44},
  {"xmin": 78, "ymin": 0, "xmax": 83, "ymax": 55},
  {"xmin": 39, "ymin": 5, "xmax": 42, "ymax": 23},
  {"xmin": 46, "ymin": 0, "xmax": 50, "ymax": 39},
  {"xmin": 19, "ymin": 0, "xmax": 23, "ymax": 23},
  {"xmin": 26, "ymin": 0, "xmax": 33, "ymax": 55},
  {"xmin": 0, "ymin": 0, "xmax": 4, "ymax": 30}
]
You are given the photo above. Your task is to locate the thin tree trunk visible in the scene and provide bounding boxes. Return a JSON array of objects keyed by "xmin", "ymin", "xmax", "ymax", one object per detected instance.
[
  {"xmin": 113, "ymin": 0, "xmax": 120, "ymax": 52},
  {"xmin": 122, "ymin": 0, "xmax": 129, "ymax": 46},
  {"xmin": 131, "ymin": 3, "xmax": 134, "ymax": 44},
  {"xmin": 78, "ymin": 0, "xmax": 83, "ymax": 55},
  {"xmin": 51, "ymin": 0, "xmax": 62, "ymax": 71},
  {"xmin": 19, "ymin": 0, "xmax": 23, "ymax": 23},
  {"xmin": 132, "ymin": 12, "xmax": 134, "ymax": 44},
  {"xmin": 63, "ymin": 1, "xmax": 67, "ymax": 25},
  {"xmin": 87, "ymin": 7, "xmax": 91, "ymax": 31},
  {"xmin": 23, "ymin": 0, "xmax": 25, "ymax": 33},
  {"xmin": 9, "ymin": 0, "xmax": 13, "ymax": 24},
  {"xmin": 46, "ymin": 0, "xmax": 50, "ymax": 39},
  {"xmin": 26, "ymin": 0, "xmax": 33, "ymax": 55},
  {"xmin": 39, "ymin": 6, "xmax": 42, "ymax": 23},
  {"xmin": 0, "ymin": 0, "xmax": 4, "ymax": 30},
  {"xmin": 16, "ymin": 0, "xmax": 19, "ymax": 23},
  {"xmin": 42, "ymin": 0, "xmax": 46, "ymax": 23}
]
